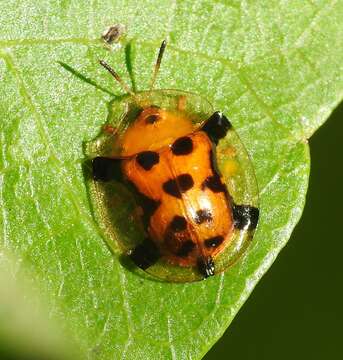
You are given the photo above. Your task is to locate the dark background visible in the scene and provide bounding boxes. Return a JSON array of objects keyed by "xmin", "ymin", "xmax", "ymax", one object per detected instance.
[{"xmin": 205, "ymin": 101, "xmax": 343, "ymax": 360}]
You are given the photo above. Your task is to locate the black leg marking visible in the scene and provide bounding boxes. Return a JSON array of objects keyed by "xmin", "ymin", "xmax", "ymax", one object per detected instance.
[
  {"xmin": 136, "ymin": 151, "xmax": 159, "ymax": 170},
  {"xmin": 92, "ymin": 157, "xmax": 122, "ymax": 182},
  {"xmin": 204, "ymin": 235, "xmax": 224, "ymax": 248},
  {"xmin": 171, "ymin": 136, "xmax": 193, "ymax": 155},
  {"xmin": 176, "ymin": 240, "xmax": 196, "ymax": 257},
  {"xmin": 201, "ymin": 111, "xmax": 232, "ymax": 145},
  {"xmin": 233, "ymin": 204, "xmax": 259, "ymax": 230},
  {"xmin": 194, "ymin": 209, "xmax": 213, "ymax": 224},
  {"xmin": 129, "ymin": 238, "xmax": 160, "ymax": 270},
  {"xmin": 197, "ymin": 256, "xmax": 215, "ymax": 278}
]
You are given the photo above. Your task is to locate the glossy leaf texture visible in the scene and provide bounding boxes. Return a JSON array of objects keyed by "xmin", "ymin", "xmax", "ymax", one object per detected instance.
[{"xmin": 0, "ymin": 1, "xmax": 342, "ymax": 359}]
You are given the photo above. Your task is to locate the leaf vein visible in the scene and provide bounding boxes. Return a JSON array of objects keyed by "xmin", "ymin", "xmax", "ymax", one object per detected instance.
[
  {"xmin": 293, "ymin": 0, "xmax": 338, "ymax": 49},
  {"xmin": 0, "ymin": 51, "xmax": 103, "ymax": 239},
  {"xmin": 117, "ymin": 267, "xmax": 134, "ymax": 358},
  {"xmin": 167, "ymin": 316, "xmax": 177, "ymax": 360}
]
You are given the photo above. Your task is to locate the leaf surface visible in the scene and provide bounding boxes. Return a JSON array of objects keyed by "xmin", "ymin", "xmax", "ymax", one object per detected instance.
[{"xmin": 0, "ymin": 1, "xmax": 342, "ymax": 358}]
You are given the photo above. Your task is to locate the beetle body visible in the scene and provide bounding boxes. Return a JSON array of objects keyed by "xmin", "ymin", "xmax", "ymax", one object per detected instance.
[
  {"xmin": 121, "ymin": 107, "xmax": 235, "ymax": 277},
  {"xmin": 89, "ymin": 42, "xmax": 259, "ymax": 282}
]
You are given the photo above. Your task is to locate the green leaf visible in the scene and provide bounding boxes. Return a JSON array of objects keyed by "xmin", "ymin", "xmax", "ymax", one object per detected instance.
[
  {"xmin": 0, "ymin": 253, "xmax": 79, "ymax": 360},
  {"xmin": 0, "ymin": 0, "xmax": 342, "ymax": 359}
]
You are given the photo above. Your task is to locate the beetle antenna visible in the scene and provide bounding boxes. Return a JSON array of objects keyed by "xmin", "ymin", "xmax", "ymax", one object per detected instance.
[
  {"xmin": 149, "ymin": 40, "xmax": 167, "ymax": 90},
  {"xmin": 99, "ymin": 60, "xmax": 135, "ymax": 96}
]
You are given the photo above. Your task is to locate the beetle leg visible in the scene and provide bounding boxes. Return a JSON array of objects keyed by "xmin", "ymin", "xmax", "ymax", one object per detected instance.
[
  {"xmin": 201, "ymin": 111, "xmax": 232, "ymax": 145},
  {"xmin": 197, "ymin": 256, "xmax": 215, "ymax": 278},
  {"xmin": 232, "ymin": 204, "xmax": 259, "ymax": 231},
  {"xmin": 92, "ymin": 156, "xmax": 123, "ymax": 182},
  {"xmin": 129, "ymin": 238, "xmax": 160, "ymax": 270}
]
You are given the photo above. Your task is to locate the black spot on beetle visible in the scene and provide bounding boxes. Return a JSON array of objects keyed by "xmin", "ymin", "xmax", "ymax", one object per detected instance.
[
  {"xmin": 197, "ymin": 256, "xmax": 215, "ymax": 278},
  {"xmin": 163, "ymin": 179, "xmax": 181, "ymax": 198},
  {"xmin": 178, "ymin": 174, "xmax": 194, "ymax": 191},
  {"xmin": 163, "ymin": 174, "xmax": 194, "ymax": 198},
  {"xmin": 204, "ymin": 235, "xmax": 224, "ymax": 248},
  {"xmin": 171, "ymin": 136, "xmax": 193, "ymax": 155},
  {"xmin": 139, "ymin": 194, "xmax": 161, "ymax": 226},
  {"xmin": 136, "ymin": 151, "xmax": 159, "ymax": 170},
  {"xmin": 164, "ymin": 229, "xmax": 193, "ymax": 256},
  {"xmin": 202, "ymin": 174, "xmax": 227, "ymax": 193},
  {"xmin": 194, "ymin": 209, "xmax": 213, "ymax": 224},
  {"xmin": 129, "ymin": 238, "xmax": 160, "ymax": 270},
  {"xmin": 170, "ymin": 215, "xmax": 188, "ymax": 232},
  {"xmin": 233, "ymin": 204, "xmax": 259, "ymax": 230},
  {"xmin": 128, "ymin": 180, "xmax": 161, "ymax": 228},
  {"xmin": 176, "ymin": 240, "xmax": 195, "ymax": 257},
  {"xmin": 145, "ymin": 114, "xmax": 159, "ymax": 124}
]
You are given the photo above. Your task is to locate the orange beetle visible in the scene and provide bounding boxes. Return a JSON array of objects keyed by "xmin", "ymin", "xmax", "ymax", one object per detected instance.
[{"xmin": 91, "ymin": 41, "xmax": 259, "ymax": 281}]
